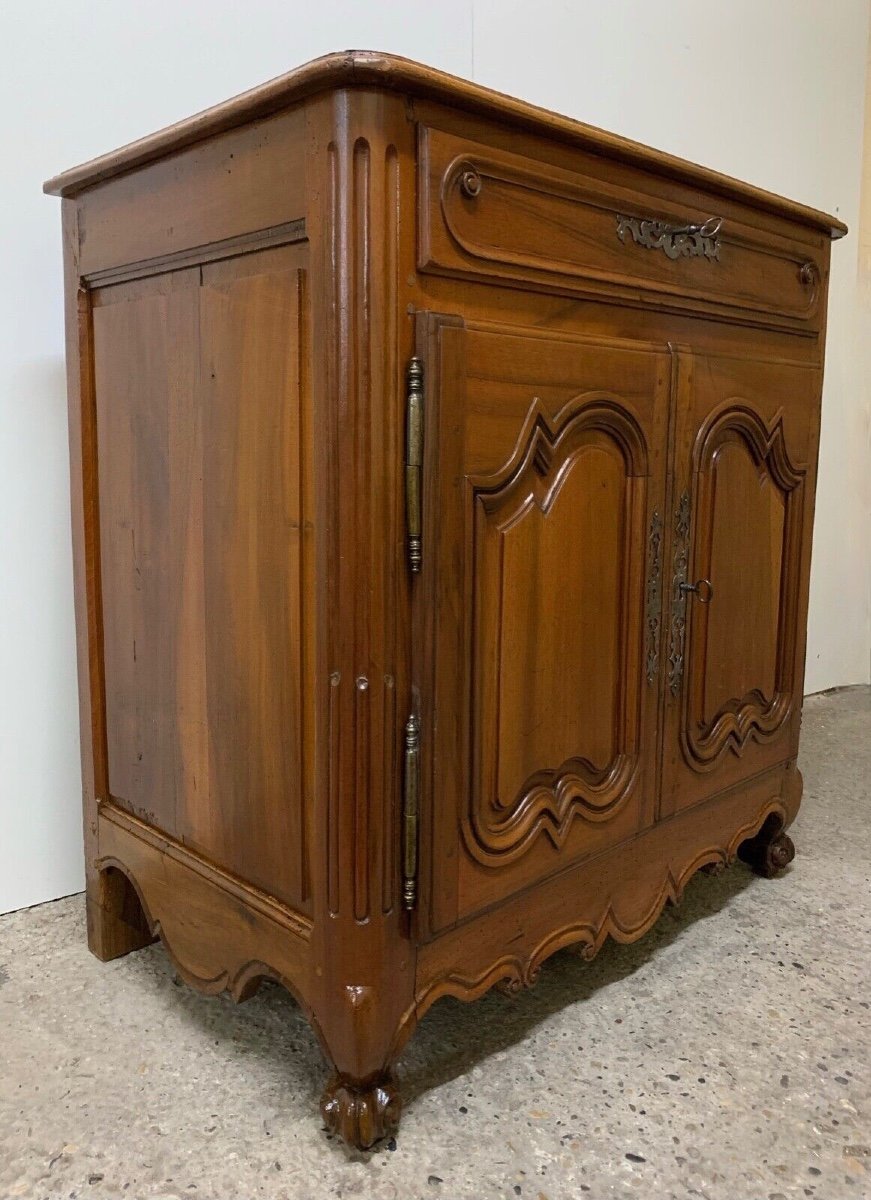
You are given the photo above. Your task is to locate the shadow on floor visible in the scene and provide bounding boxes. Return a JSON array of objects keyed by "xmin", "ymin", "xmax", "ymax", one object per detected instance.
[
  {"xmin": 118, "ymin": 854, "xmax": 770, "ymax": 1120},
  {"xmin": 400, "ymin": 859, "xmax": 768, "ymax": 1103}
]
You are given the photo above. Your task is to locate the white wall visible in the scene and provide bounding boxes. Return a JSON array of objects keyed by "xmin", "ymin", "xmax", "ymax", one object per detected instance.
[
  {"xmin": 473, "ymin": 0, "xmax": 871, "ymax": 695},
  {"xmin": 1, "ymin": 1, "xmax": 868, "ymax": 913},
  {"xmin": 0, "ymin": 0, "xmax": 473, "ymax": 916}
]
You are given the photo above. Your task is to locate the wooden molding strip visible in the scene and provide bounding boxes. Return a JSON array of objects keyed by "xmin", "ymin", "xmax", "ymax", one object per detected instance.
[
  {"xmin": 100, "ymin": 800, "xmax": 313, "ymax": 941},
  {"xmin": 82, "ymin": 218, "xmax": 306, "ymax": 289},
  {"xmin": 43, "ymin": 51, "xmax": 846, "ymax": 241}
]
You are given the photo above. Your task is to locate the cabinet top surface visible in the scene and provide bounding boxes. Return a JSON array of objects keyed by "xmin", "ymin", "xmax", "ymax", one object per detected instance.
[{"xmin": 44, "ymin": 49, "xmax": 845, "ymax": 238}]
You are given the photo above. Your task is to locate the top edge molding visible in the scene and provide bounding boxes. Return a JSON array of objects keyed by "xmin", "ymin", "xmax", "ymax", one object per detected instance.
[{"xmin": 43, "ymin": 49, "xmax": 846, "ymax": 239}]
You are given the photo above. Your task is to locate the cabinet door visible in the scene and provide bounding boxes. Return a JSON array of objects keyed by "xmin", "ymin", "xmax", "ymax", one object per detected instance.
[
  {"xmin": 660, "ymin": 349, "xmax": 820, "ymax": 815},
  {"xmin": 416, "ymin": 317, "xmax": 671, "ymax": 936}
]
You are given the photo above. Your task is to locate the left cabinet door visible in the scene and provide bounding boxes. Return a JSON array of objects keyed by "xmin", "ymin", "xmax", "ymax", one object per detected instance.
[
  {"xmin": 92, "ymin": 244, "xmax": 314, "ymax": 913},
  {"xmin": 415, "ymin": 317, "xmax": 671, "ymax": 936}
]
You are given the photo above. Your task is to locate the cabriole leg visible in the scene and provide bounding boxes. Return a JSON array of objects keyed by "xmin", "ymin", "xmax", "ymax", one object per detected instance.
[{"xmin": 314, "ymin": 982, "xmax": 414, "ymax": 1150}]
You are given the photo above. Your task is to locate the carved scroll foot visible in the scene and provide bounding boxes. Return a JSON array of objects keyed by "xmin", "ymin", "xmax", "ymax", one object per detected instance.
[
  {"xmin": 321, "ymin": 1072, "xmax": 401, "ymax": 1150},
  {"xmin": 738, "ymin": 815, "xmax": 796, "ymax": 878}
]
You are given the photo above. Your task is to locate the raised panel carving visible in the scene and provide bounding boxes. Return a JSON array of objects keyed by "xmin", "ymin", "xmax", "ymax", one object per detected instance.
[
  {"xmin": 94, "ymin": 249, "xmax": 313, "ymax": 912},
  {"xmin": 463, "ymin": 397, "xmax": 648, "ymax": 866},
  {"xmin": 683, "ymin": 405, "xmax": 805, "ymax": 768}
]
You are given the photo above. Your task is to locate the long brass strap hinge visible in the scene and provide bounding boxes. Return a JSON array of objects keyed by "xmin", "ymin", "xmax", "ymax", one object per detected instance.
[
  {"xmin": 401, "ymin": 713, "xmax": 421, "ymax": 911},
  {"xmin": 405, "ymin": 356, "xmax": 424, "ymax": 574}
]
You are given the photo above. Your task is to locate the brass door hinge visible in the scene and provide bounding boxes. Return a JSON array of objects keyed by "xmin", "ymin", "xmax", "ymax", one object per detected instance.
[
  {"xmin": 401, "ymin": 713, "xmax": 421, "ymax": 911},
  {"xmin": 405, "ymin": 357, "xmax": 424, "ymax": 574}
]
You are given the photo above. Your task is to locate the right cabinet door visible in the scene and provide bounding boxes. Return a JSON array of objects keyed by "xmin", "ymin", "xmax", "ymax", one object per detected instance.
[{"xmin": 660, "ymin": 348, "xmax": 822, "ymax": 815}]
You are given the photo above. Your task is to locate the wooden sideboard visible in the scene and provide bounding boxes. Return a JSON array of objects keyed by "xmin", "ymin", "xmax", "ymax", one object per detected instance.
[{"xmin": 45, "ymin": 51, "xmax": 845, "ymax": 1150}]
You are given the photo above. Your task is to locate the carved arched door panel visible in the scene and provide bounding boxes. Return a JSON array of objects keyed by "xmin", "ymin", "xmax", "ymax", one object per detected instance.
[
  {"xmin": 416, "ymin": 316, "xmax": 671, "ymax": 936},
  {"xmin": 661, "ymin": 351, "xmax": 819, "ymax": 816},
  {"xmin": 467, "ymin": 399, "xmax": 647, "ymax": 865}
]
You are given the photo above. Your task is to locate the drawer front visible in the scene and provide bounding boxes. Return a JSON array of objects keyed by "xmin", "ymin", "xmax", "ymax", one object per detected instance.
[{"xmin": 418, "ymin": 126, "xmax": 823, "ymax": 330}]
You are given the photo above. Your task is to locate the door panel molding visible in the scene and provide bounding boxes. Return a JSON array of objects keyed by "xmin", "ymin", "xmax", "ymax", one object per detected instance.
[
  {"xmin": 463, "ymin": 395, "xmax": 649, "ymax": 866},
  {"xmin": 682, "ymin": 402, "xmax": 805, "ymax": 769}
]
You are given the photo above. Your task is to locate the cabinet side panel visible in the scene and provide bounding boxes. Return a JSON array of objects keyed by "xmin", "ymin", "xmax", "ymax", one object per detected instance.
[
  {"xmin": 78, "ymin": 108, "xmax": 306, "ymax": 277},
  {"xmin": 199, "ymin": 249, "xmax": 310, "ymax": 906},
  {"xmin": 92, "ymin": 244, "xmax": 312, "ymax": 911},
  {"xmin": 94, "ymin": 268, "xmax": 200, "ymax": 842}
]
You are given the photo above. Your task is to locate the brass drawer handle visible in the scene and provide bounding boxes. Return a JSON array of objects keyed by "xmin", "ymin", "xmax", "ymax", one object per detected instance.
[{"xmin": 680, "ymin": 577, "xmax": 714, "ymax": 604}]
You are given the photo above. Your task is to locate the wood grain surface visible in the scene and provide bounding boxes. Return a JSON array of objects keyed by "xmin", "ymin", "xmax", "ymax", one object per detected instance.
[{"xmin": 49, "ymin": 54, "xmax": 839, "ymax": 1149}]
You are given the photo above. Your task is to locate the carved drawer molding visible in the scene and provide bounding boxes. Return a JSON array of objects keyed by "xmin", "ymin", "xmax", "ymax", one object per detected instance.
[{"xmin": 418, "ymin": 126, "xmax": 822, "ymax": 330}]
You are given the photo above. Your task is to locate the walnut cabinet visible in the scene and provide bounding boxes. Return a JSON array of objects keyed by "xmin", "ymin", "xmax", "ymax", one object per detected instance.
[{"xmin": 45, "ymin": 52, "xmax": 845, "ymax": 1149}]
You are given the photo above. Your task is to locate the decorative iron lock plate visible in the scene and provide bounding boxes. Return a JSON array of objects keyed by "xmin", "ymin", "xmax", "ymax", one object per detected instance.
[
  {"xmin": 645, "ymin": 507, "xmax": 663, "ymax": 684},
  {"xmin": 616, "ymin": 214, "xmax": 722, "ymax": 262},
  {"xmin": 668, "ymin": 491, "xmax": 691, "ymax": 694}
]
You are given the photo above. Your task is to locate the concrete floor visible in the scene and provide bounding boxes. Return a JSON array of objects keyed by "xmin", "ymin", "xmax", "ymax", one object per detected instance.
[{"xmin": 1, "ymin": 688, "xmax": 869, "ymax": 1200}]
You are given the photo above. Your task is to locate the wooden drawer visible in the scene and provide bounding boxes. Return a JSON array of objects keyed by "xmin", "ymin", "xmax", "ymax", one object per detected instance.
[{"xmin": 418, "ymin": 125, "xmax": 824, "ymax": 330}]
